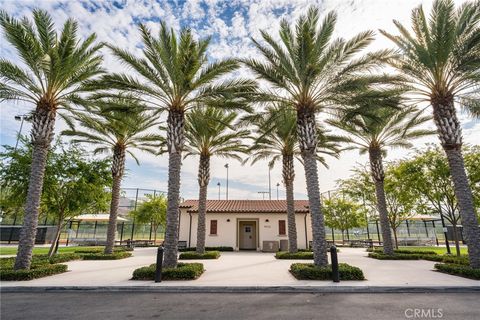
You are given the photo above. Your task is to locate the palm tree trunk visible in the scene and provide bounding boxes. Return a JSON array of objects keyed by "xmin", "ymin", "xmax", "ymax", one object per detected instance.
[
  {"xmin": 196, "ymin": 154, "xmax": 210, "ymax": 254},
  {"xmin": 369, "ymin": 147, "xmax": 395, "ymax": 255},
  {"xmin": 283, "ymin": 154, "xmax": 297, "ymax": 253},
  {"xmin": 432, "ymin": 96, "xmax": 480, "ymax": 268},
  {"xmin": 297, "ymin": 110, "xmax": 328, "ymax": 266},
  {"xmin": 104, "ymin": 146, "xmax": 126, "ymax": 254},
  {"xmin": 14, "ymin": 102, "xmax": 56, "ymax": 270},
  {"xmin": 163, "ymin": 110, "xmax": 185, "ymax": 268}
]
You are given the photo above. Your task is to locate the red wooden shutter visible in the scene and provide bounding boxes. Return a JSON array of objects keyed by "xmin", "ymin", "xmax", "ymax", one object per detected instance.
[
  {"xmin": 210, "ymin": 220, "xmax": 217, "ymax": 235},
  {"xmin": 279, "ymin": 220, "xmax": 286, "ymax": 235}
]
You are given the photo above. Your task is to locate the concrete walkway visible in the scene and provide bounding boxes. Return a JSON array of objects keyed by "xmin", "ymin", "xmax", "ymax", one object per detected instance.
[{"xmin": 1, "ymin": 248, "xmax": 479, "ymax": 288}]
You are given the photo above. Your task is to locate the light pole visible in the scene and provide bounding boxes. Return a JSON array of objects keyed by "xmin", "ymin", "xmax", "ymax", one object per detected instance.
[
  {"xmin": 14, "ymin": 114, "xmax": 30, "ymax": 152},
  {"xmin": 268, "ymin": 166, "xmax": 272, "ymax": 200},
  {"xmin": 217, "ymin": 182, "xmax": 221, "ymax": 200},
  {"xmin": 276, "ymin": 183, "xmax": 280, "ymax": 200},
  {"xmin": 224, "ymin": 163, "xmax": 229, "ymax": 200}
]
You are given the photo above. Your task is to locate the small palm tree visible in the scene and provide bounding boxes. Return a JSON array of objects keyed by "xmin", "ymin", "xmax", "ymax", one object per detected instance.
[
  {"xmin": 184, "ymin": 107, "xmax": 249, "ymax": 254},
  {"xmin": 381, "ymin": 0, "xmax": 480, "ymax": 268},
  {"xmin": 245, "ymin": 105, "xmax": 342, "ymax": 253},
  {"xmin": 244, "ymin": 7, "xmax": 387, "ymax": 266},
  {"xmin": 328, "ymin": 104, "xmax": 433, "ymax": 255},
  {"xmin": 92, "ymin": 22, "xmax": 255, "ymax": 267},
  {"xmin": 0, "ymin": 10, "xmax": 104, "ymax": 270},
  {"xmin": 62, "ymin": 99, "xmax": 162, "ymax": 254}
]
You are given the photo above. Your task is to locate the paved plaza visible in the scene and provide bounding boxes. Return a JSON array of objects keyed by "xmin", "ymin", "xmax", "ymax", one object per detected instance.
[{"xmin": 1, "ymin": 248, "xmax": 479, "ymax": 288}]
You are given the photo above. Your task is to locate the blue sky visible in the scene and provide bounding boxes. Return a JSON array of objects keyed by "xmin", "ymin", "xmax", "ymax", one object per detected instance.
[{"xmin": 1, "ymin": 0, "xmax": 478, "ymax": 200}]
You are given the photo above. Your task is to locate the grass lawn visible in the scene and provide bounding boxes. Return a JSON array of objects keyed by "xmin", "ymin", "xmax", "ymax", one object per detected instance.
[
  {"xmin": 0, "ymin": 246, "xmax": 101, "ymax": 255},
  {"xmin": 395, "ymin": 246, "xmax": 468, "ymax": 255}
]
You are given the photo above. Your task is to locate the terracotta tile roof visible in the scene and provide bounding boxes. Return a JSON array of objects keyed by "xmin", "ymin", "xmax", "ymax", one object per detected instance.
[{"xmin": 179, "ymin": 200, "xmax": 310, "ymax": 213}]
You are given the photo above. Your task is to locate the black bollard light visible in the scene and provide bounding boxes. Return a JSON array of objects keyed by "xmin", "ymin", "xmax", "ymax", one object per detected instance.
[
  {"xmin": 330, "ymin": 245, "xmax": 340, "ymax": 283},
  {"xmin": 155, "ymin": 246, "xmax": 164, "ymax": 283}
]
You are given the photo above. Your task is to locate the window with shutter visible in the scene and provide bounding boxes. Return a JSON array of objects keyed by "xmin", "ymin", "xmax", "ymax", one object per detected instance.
[
  {"xmin": 279, "ymin": 220, "xmax": 286, "ymax": 235},
  {"xmin": 210, "ymin": 220, "xmax": 217, "ymax": 235}
]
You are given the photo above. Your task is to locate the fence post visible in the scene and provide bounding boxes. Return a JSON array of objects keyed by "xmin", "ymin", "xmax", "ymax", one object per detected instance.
[
  {"xmin": 155, "ymin": 246, "xmax": 164, "ymax": 283},
  {"xmin": 120, "ymin": 222, "xmax": 125, "ymax": 244},
  {"xmin": 330, "ymin": 246, "xmax": 339, "ymax": 283},
  {"xmin": 375, "ymin": 220, "xmax": 381, "ymax": 244}
]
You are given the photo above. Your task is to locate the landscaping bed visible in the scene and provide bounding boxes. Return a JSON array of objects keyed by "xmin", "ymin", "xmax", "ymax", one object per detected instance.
[
  {"xmin": 0, "ymin": 256, "xmax": 70, "ymax": 281},
  {"xmin": 178, "ymin": 246, "xmax": 233, "ymax": 252},
  {"xmin": 434, "ymin": 263, "xmax": 480, "ymax": 280},
  {"xmin": 80, "ymin": 251, "xmax": 132, "ymax": 260},
  {"xmin": 179, "ymin": 251, "xmax": 220, "ymax": 260},
  {"xmin": 290, "ymin": 263, "xmax": 365, "ymax": 280},
  {"xmin": 132, "ymin": 262, "xmax": 204, "ymax": 280},
  {"xmin": 275, "ymin": 251, "xmax": 313, "ymax": 259}
]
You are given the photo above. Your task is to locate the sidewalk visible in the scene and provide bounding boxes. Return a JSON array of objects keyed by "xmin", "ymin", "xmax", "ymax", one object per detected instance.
[{"xmin": 1, "ymin": 248, "xmax": 479, "ymax": 288}]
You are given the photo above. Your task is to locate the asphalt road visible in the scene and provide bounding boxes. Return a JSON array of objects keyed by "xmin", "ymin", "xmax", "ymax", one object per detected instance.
[{"xmin": 1, "ymin": 292, "xmax": 479, "ymax": 320}]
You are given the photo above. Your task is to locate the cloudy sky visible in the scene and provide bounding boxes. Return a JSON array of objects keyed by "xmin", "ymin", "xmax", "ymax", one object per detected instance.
[{"xmin": 1, "ymin": 0, "xmax": 478, "ymax": 201}]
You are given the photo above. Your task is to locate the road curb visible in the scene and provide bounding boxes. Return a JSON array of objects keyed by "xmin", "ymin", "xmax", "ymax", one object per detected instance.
[{"xmin": 2, "ymin": 286, "xmax": 480, "ymax": 293}]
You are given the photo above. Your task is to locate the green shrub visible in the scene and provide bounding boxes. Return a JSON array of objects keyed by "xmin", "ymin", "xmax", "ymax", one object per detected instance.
[
  {"xmin": 368, "ymin": 252, "xmax": 423, "ymax": 260},
  {"xmin": 423, "ymin": 255, "xmax": 470, "ymax": 265},
  {"xmin": 179, "ymin": 251, "xmax": 220, "ymax": 260},
  {"xmin": 275, "ymin": 251, "xmax": 314, "ymax": 259},
  {"xmin": 290, "ymin": 263, "xmax": 365, "ymax": 280},
  {"xmin": 367, "ymin": 248, "xmax": 438, "ymax": 255},
  {"xmin": 0, "ymin": 263, "xmax": 68, "ymax": 281},
  {"xmin": 46, "ymin": 253, "xmax": 81, "ymax": 264},
  {"xmin": 80, "ymin": 251, "xmax": 132, "ymax": 260},
  {"xmin": 132, "ymin": 262, "xmax": 204, "ymax": 280},
  {"xmin": 178, "ymin": 246, "xmax": 233, "ymax": 252},
  {"xmin": 434, "ymin": 263, "xmax": 480, "ymax": 280},
  {"xmin": 74, "ymin": 247, "xmax": 128, "ymax": 254}
]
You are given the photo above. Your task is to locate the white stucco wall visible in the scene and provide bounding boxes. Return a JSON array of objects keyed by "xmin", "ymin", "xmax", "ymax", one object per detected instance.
[{"xmin": 178, "ymin": 209, "xmax": 313, "ymax": 250}]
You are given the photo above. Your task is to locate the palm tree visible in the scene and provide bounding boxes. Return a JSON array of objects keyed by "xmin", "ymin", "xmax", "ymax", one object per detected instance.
[
  {"xmin": 328, "ymin": 105, "xmax": 433, "ymax": 255},
  {"xmin": 0, "ymin": 10, "xmax": 104, "ymax": 270},
  {"xmin": 184, "ymin": 107, "xmax": 249, "ymax": 254},
  {"xmin": 381, "ymin": 0, "xmax": 480, "ymax": 267},
  {"xmin": 245, "ymin": 105, "xmax": 341, "ymax": 253},
  {"xmin": 243, "ymin": 7, "xmax": 388, "ymax": 266},
  {"xmin": 62, "ymin": 100, "xmax": 162, "ymax": 254},
  {"xmin": 92, "ymin": 22, "xmax": 255, "ymax": 267}
]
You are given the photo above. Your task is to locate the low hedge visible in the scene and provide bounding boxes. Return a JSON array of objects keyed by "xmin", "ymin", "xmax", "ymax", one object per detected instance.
[
  {"xmin": 0, "ymin": 263, "xmax": 68, "ymax": 281},
  {"xmin": 290, "ymin": 263, "xmax": 365, "ymax": 280},
  {"xmin": 179, "ymin": 251, "xmax": 220, "ymax": 260},
  {"xmin": 132, "ymin": 262, "xmax": 204, "ymax": 280},
  {"xmin": 275, "ymin": 251, "xmax": 314, "ymax": 259},
  {"xmin": 434, "ymin": 263, "xmax": 480, "ymax": 280},
  {"xmin": 422, "ymin": 255, "xmax": 469, "ymax": 266},
  {"xmin": 74, "ymin": 246, "xmax": 130, "ymax": 254},
  {"xmin": 0, "ymin": 253, "xmax": 80, "ymax": 269},
  {"xmin": 178, "ymin": 246, "xmax": 234, "ymax": 252},
  {"xmin": 367, "ymin": 248, "xmax": 438, "ymax": 255},
  {"xmin": 368, "ymin": 252, "xmax": 423, "ymax": 260},
  {"xmin": 81, "ymin": 251, "xmax": 132, "ymax": 260}
]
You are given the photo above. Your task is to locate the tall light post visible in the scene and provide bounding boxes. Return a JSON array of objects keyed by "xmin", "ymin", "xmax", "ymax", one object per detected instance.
[
  {"xmin": 217, "ymin": 182, "xmax": 221, "ymax": 200},
  {"xmin": 14, "ymin": 114, "xmax": 30, "ymax": 152},
  {"xmin": 276, "ymin": 183, "xmax": 280, "ymax": 200},
  {"xmin": 224, "ymin": 163, "xmax": 229, "ymax": 200},
  {"xmin": 268, "ymin": 166, "xmax": 272, "ymax": 200}
]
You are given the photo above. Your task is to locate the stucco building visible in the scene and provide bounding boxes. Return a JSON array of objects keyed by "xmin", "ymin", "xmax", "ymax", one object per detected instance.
[{"xmin": 178, "ymin": 200, "xmax": 313, "ymax": 250}]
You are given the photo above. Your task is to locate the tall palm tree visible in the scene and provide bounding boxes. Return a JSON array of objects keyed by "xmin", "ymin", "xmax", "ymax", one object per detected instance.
[
  {"xmin": 245, "ymin": 105, "xmax": 341, "ymax": 253},
  {"xmin": 62, "ymin": 100, "xmax": 162, "ymax": 254},
  {"xmin": 92, "ymin": 22, "xmax": 255, "ymax": 267},
  {"xmin": 328, "ymin": 105, "xmax": 433, "ymax": 255},
  {"xmin": 244, "ymin": 7, "xmax": 388, "ymax": 266},
  {"xmin": 0, "ymin": 10, "xmax": 104, "ymax": 270},
  {"xmin": 184, "ymin": 107, "xmax": 249, "ymax": 254},
  {"xmin": 381, "ymin": 0, "xmax": 480, "ymax": 267}
]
